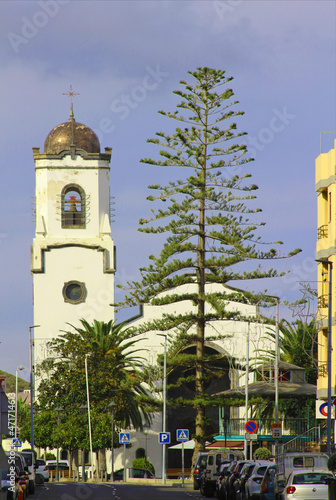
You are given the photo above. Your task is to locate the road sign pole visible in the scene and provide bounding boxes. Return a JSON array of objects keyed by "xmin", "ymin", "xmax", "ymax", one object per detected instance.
[
  {"xmin": 123, "ymin": 443, "xmax": 126, "ymax": 482},
  {"xmin": 182, "ymin": 441, "xmax": 184, "ymax": 486}
]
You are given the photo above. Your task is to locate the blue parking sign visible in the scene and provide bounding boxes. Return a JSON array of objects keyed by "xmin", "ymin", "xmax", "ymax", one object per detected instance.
[{"xmin": 159, "ymin": 432, "xmax": 171, "ymax": 444}]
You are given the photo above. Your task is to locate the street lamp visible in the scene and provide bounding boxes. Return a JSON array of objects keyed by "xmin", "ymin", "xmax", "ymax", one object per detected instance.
[
  {"xmin": 79, "ymin": 403, "xmax": 89, "ymax": 482},
  {"xmin": 244, "ymin": 323, "xmax": 250, "ymax": 460},
  {"xmin": 144, "ymin": 429, "xmax": 148, "ymax": 478},
  {"xmin": 108, "ymin": 400, "xmax": 117, "ymax": 480},
  {"xmin": 85, "ymin": 354, "xmax": 94, "ymax": 478},
  {"xmin": 158, "ymin": 333, "xmax": 167, "ymax": 484},
  {"xmin": 264, "ymin": 295, "xmax": 280, "ymax": 452},
  {"xmin": 15, "ymin": 366, "xmax": 24, "ymax": 440},
  {"xmin": 316, "ymin": 258, "xmax": 333, "ymax": 453},
  {"xmin": 55, "ymin": 406, "xmax": 64, "ymax": 482},
  {"xmin": 29, "ymin": 325, "xmax": 40, "ymax": 451}
]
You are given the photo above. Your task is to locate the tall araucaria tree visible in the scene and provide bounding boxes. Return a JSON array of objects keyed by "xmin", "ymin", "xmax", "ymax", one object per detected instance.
[{"xmin": 119, "ymin": 67, "xmax": 301, "ymax": 459}]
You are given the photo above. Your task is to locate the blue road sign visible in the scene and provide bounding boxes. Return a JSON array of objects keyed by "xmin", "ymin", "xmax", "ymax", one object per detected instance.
[
  {"xmin": 12, "ymin": 438, "xmax": 22, "ymax": 447},
  {"xmin": 119, "ymin": 432, "xmax": 131, "ymax": 444},
  {"xmin": 159, "ymin": 432, "xmax": 171, "ymax": 444},
  {"xmin": 176, "ymin": 429, "xmax": 189, "ymax": 441}
]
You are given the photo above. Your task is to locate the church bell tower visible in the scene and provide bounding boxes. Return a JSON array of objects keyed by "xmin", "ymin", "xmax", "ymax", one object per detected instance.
[{"xmin": 31, "ymin": 90, "xmax": 115, "ymax": 371}]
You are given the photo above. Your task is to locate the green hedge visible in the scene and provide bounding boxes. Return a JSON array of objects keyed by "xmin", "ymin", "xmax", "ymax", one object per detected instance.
[
  {"xmin": 132, "ymin": 457, "xmax": 155, "ymax": 476},
  {"xmin": 328, "ymin": 453, "xmax": 336, "ymax": 472},
  {"xmin": 253, "ymin": 448, "xmax": 272, "ymax": 460}
]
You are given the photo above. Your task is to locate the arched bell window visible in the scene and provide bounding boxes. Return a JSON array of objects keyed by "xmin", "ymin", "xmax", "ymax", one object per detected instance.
[{"xmin": 61, "ymin": 184, "xmax": 85, "ymax": 228}]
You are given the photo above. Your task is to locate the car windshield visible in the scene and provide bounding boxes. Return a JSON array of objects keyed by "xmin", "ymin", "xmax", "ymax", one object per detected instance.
[
  {"xmin": 293, "ymin": 473, "xmax": 332, "ymax": 485},
  {"xmin": 21, "ymin": 453, "xmax": 33, "ymax": 466}
]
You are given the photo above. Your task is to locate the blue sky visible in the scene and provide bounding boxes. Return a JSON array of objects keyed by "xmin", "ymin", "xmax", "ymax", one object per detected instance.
[{"xmin": 0, "ymin": 0, "xmax": 335, "ymax": 379}]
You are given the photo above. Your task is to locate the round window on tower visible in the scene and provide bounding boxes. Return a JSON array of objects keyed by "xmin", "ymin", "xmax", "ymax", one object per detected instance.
[{"xmin": 63, "ymin": 281, "xmax": 87, "ymax": 304}]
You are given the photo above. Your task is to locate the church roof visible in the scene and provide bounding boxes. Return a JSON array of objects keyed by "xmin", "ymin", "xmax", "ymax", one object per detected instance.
[
  {"xmin": 44, "ymin": 119, "xmax": 100, "ymax": 154},
  {"xmin": 44, "ymin": 87, "xmax": 100, "ymax": 154}
]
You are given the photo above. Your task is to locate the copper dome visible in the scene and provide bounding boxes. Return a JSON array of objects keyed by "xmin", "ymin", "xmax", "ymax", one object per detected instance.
[{"xmin": 44, "ymin": 120, "xmax": 100, "ymax": 154}]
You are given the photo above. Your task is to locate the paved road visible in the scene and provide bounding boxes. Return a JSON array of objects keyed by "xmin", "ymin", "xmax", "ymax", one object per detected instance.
[{"xmin": 32, "ymin": 482, "xmax": 203, "ymax": 499}]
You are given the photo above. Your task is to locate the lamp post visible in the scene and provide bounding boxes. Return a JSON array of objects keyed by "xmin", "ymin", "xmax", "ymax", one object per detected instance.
[
  {"xmin": 108, "ymin": 400, "xmax": 117, "ymax": 480},
  {"xmin": 244, "ymin": 323, "xmax": 250, "ymax": 460},
  {"xmin": 158, "ymin": 333, "xmax": 167, "ymax": 484},
  {"xmin": 316, "ymin": 259, "xmax": 333, "ymax": 454},
  {"xmin": 144, "ymin": 429, "xmax": 148, "ymax": 478},
  {"xmin": 55, "ymin": 406, "xmax": 64, "ymax": 482},
  {"xmin": 29, "ymin": 325, "xmax": 40, "ymax": 451},
  {"xmin": 85, "ymin": 354, "xmax": 94, "ymax": 478},
  {"xmin": 15, "ymin": 366, "xmax": 24, "ymax": 440},
  {"xmin": 264, "ymin": 295, "xmax": 280, "ymax": 453},
  {"xmin": 79, "ymin": 403, "xmax": 89, "ymax": 482}
]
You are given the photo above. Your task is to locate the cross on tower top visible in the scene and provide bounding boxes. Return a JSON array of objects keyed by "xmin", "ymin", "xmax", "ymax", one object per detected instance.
[{"xmin": 63, "ymin": 85, "xmax": 80, "ymax": 122}]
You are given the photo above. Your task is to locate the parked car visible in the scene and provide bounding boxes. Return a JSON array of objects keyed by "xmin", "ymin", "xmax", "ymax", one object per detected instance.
[
  {"xmin": 5, "ymin": 452, "xmax": 29, "ymax": 499},
  {"xmin": 218, "ymin": 460, "xmax": 238, "ymax": 500},
  {"xmin": 18, "ymin": 452, "xmax": 35, "ymax": 495},
  {"xmin": 192, "ymin": 451, "xmax": 208, "ymax": 490},
  {"xmin": 201, "ymin": 449, "xmax": 245, "ymax": 498},
  {"xmin": 200, "ymin": 459, "xmax": 231, "ymax": 498},
  {"xmin": 0, "ymin": 465, "xmax": 23, "ymax": 500},
  {"xmin": 282, "ymin": 469, "xmax": 333, "ymax": 500},
  {"xmin": 225, "ymin": 460, "xmax": 253, "ymax": 500},
  {"xmin": 35, "ymin": 459, "xmax": 49, "ymax": 482},
  {"xmin": 260, "ymin": 464, "xmax": 276, "ymax": 500},
  {"xmin": 244, "ymin": 461, "xmax": 271, "ymax": 500},
  {"xmin": 113, "ymin": 468, "xmax": 154, "ymax": 480},
  {"xmin": 216, "ymin": 462, "xmax": 231, "ymax": 498},
  {"xmin": 46, "ymin": 460, "xmax": 70, "ymax": 479},
  {"xmin": 233, "ymin": 462, "xmax": 260, "ymax": 500},
  {"xmin": 275, "ymin": 451, "xmax": 328, "ymax": 498}
]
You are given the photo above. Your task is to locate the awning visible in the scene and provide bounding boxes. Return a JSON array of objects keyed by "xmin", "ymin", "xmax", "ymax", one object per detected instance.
[
  {"xmin": 169, "ymin": 439, "xmax": 195, "ymax": 450},
  {"xmin": 215, "ymin": 381, "xmax": 317, "ymax": 399}
]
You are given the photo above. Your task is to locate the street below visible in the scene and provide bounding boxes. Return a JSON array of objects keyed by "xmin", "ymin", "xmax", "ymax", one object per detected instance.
[{"xmin": 32, "ymin": 482, "xmax": 203, "ymax": 499}]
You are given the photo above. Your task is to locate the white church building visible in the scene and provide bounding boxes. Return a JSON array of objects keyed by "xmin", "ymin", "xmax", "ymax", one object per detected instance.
[{"xmin": 30, "ymin": 100, "xmax": 273, "ymax": 477}]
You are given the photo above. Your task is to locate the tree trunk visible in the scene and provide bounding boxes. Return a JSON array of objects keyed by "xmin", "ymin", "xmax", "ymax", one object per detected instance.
[
  {"xmin": 193, "ymin": 101, "xmax": 208, "ymax": 465},
  {"xmin": 70, "ymin": 449, "xmax": 79, "ymax": 476},
  {"xmin": 97, "ymin": 448, "xmax": 106, "ymax": 475}
]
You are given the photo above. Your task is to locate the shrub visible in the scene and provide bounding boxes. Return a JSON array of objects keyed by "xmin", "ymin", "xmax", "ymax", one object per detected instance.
[
  {"xmin": 327, "ymin": 453, "xmax": 336, "ymax": 472},
  {"xmin": 253, "ymin": 447, "xmax": 272, "ymax": 460},
  {"xmin": 132, "ymin": 457, "xmax": 155, "ymax": 476},
  {"xmin": 46, "ymin": 452, "xmax": 56, "ymax": 460}
]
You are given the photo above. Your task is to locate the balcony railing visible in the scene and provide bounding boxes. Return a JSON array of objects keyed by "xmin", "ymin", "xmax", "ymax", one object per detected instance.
[
  {"xmin": 317, "ymin": 225, "xmax": 328, "ymax": 239},
  {"xmin": 219, "ymin": 418, "xmax": 318, "ymax": 438},
  {"xmin": 317, "ymin": 294, "xmax": 328, "ymax": 308}
]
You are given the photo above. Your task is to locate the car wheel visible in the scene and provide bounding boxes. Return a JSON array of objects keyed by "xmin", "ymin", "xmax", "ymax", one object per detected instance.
[
  {"xmin": 205, "ymin": 485, "xmax": 214, "ymax": 498},
  {"xmin": 29, "ymin": 480, "xmax": 35, "ymax": 495},
  {"xmin": 193, "ymin": 478, "xmax": 200, "ymax": 490}
]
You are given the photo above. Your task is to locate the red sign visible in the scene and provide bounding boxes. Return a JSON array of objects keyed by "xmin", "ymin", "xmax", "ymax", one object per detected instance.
[{"xmin": 245, "ymin": 420, "xmax": 258, "ymax": 434}]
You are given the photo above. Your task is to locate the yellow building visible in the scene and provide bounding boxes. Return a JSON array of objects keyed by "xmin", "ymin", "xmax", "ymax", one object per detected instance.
[{"xmin": 316, "ymin": 138, "xmax": 336, "ymax": 400}]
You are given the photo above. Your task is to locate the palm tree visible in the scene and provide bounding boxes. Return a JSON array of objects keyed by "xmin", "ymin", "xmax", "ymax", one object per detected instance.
[
  {"xmin": 278, "ymin": 318, "xmax": 317, "ymax": 384},
  {"xmin": 252, "ymin": 319, "xmax": 317, "ymax": 424},
  {"xmin": 36, "ymin": 319, "xmax": 157, "ymax": 472}
]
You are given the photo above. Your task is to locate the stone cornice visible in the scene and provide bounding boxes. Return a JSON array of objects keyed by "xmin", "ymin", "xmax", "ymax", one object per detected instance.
[
  {"xmin": 32, "ymin": 146, "xmax": 112, "ymax": 162},
  {"xmin": 31, "ymin": 240, "xmax": 115, "ymax": 275}
]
